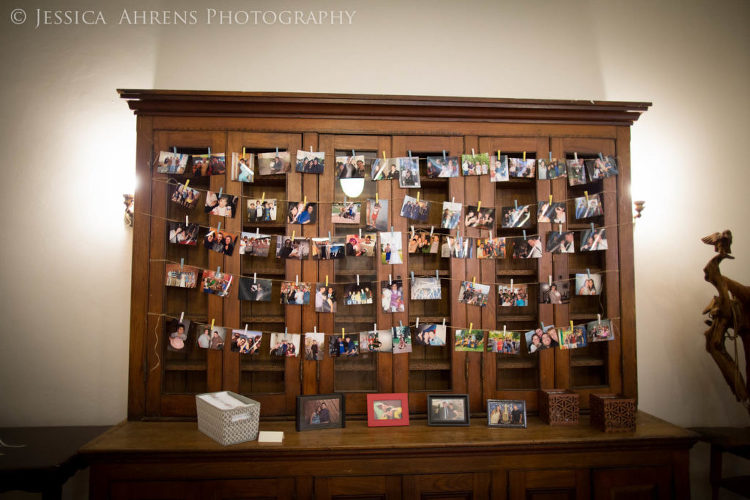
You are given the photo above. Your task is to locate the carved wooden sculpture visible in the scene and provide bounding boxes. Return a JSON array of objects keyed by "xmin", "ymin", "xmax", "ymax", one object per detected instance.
[{"xmin": 702, "ymin": 230, "xmax": 750, "ymax": 414}]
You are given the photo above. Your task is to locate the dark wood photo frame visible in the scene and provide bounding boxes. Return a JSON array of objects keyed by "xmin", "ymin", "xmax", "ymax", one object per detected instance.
[{"xmin": 295, "ymin": 393, "xmax": 345, "ymax": 431}]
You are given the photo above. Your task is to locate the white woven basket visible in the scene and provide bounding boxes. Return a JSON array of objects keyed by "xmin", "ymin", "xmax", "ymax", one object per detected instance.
[{"xmin": 195, "ymin": 391, "xmax": 260, "ymax": 445}]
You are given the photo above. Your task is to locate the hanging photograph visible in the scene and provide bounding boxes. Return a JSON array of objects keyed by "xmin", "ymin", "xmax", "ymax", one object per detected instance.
[
  {"xmin": 239, "ymin": 232, "xmax": 271, "ymax": 257},
  {"xmin": 247, "ymin": 198, "xmax": 277, "ymax": 222},
  {"xmin": 346, "ymin": 233, "xmax": 377, "ymax": 257},
  {"xmin": 537, "ymin": 159, "xmax": 566, "ymax": 180},
  {"xmin": 567, "ymin": 158, "xmax": 586, "ymax": 185},
  {"xmin": 156, "ymin": 151, "xmax": 188, "ymax": 174},
  {"xmin": 454, "ymin": 329, "xmax": 485, "ymax": 352},
  {"xmin": 165, "ymin": 264, "xmax": 200, "ymax": 288},
  {"xmin": 464, "ymin": 206, "xmax": 496, "ymax": 229},
  {"xmin": 580, "ymin": 227, "xmax": 608, "ymax": 251},
  {"xmin": 508, "ymin": 158, "xmax": 536, "ymax": 178},
  {"xmin": 231, "ymin": 152, "xmax": 254, "ymax": 183},
  {"xmin": 166, "ymin": 318, "xmax": 191, "ymax": 352},
  {"xmin": 560, "ymin": 324, "xmax": 587, "ymax": 350},
  {"xmin": 196, "ymin": 324, "xmax": 227, "ymax": 350},
  {"xmin": 344, "ymin": 283, "xmax": 373, "ymax": 305},
  {"xmin": 367, "ymin": 393, "xmax": 409, "ymax": 427},
  {"xmin": 371, "ymin": 158, "xmax": 399, "ymax": 181},
  {"xmin": 537, "ymin": 201, "xmax": 566, "ymax": 223},
  {"xmin": 275, "ymin": 236, "xmax": 310, "ymax": 260},
  {"xmin": 280, "ymin": 280, "xmax": 311, "ymax": 305},
  {"xmin": 170, "ymin": 182, "xmax": 201, "ymax": 209},
  {"xmin": 359, "ymin": 331, "xmax": 382, "ymax": 353},
  {"xmin": 295, "ymin": 150, "xmax": 325, "ymax": 174},
  {"xmin": 336, "ymin": 155, "xmax": 367, "ymax": 178},
  {"xmin": 230, "ymin": 330, "xmax": 262, "ymax": 355},
  {"xmin": 408, "ymin": 231, "xmax": 439, "ymax": 254},
  {"xmin": 400, "ymin": 195, "xmax": 430, "ymax": 222},
  {"xmin": 487, "ymin": 400, "xmax": 526, "ymax": 428},
  {"xmin": 414, "ymin": 324, "xmax": 447, "ymax": 346},
  {"xmin": 501, "ymin": 204, "xmax": 533, "ymax": 228},
  {"xmin": 257, "ymin": 151, "xmax": 291, "ymax": 175},
  {"xmin": 458, "ymin": 281, "xmax": 491, "ymax": 307},
  {"xmin": 574, "ymin": 193, "xmax": 603, "ymax": 219},
  {"xmin": 304, "ymin": 332, "xmax": 325, "ymax": 360},
  {"xmin": 168, "ymin": 222, "xmax": 199, "ymax": 246},
  {"xmin": 587, "ymin": 319, "xmax": 614, "ymax": 342},
  {"xmin": 444, "ymin": 235, "xmax": 473, "ymax": 259},
  {"xmin": 587, "ymin": 155, "xmax": 619, "ymax": 179},
  {"xmin": 575, "ymin": 273, "xmax": 603, "ymax": 296},
  {"xmin": 392, "ymin": 326, "xmax": 413, "ymax": 354},
  {"xmin": 490, "ymin": 154, "xmax": 509, "ymax": 182},
  {"xmin": 314, "ymin": 283, "xmax": 337, "ymax": 313},
  {"xmin": 441, "ymin": 201, "xmax": 462, "ymax": 229},
  {"xmin": 381, "ymin": 280, "xmax": 405, "ymax": 313},
  {"xmin": 331, "ymin": 202, "xmax": 361, "ymax": 224},
  {"xmin": 398, "ymin": 157, "xmax": 421, "ymax": 188},
  {"xmin": 191, "ymin": 153, "xmax": 226, "ymax": 176},
  {"xmin": 526, "ymin": 325, "xmax": 560, "ymax": 353},
  {"xmin": 489, "ymin": 330, "xmax": 521, "ymax": 354},
  {"xmin": 296, "ymin": 394, "xmax": 345, "ymax": 431},
  {"xmin": 366, "ymin": 199, "xmax": 388, "ymax": 231},
  {"xmin": 329, "ymin": 334, "xmax": 359, "ymax": 357},
  {"xmin": 461, "ymin": 152, "xmax": 489, "ymax": 176},
  {"xmin": 511, "ymin": 236, "xmax": 543, "ymax": 259},
  {"xmin": 428, "ymin": 395, "xmax": 470, "ymax": 426},
  {"xmin": 204, "ymin": 227, "xmax": 238, "ymax": 256},
  {"xmin": 379, "ymin": 231, "xmax": 403, "ymax": 264},
  {"xmin": 201, "ymin": 269, "xmax": 233, "ymax": 297},
  {"xmin": 539, "ymin": 281, "xmax": 570, "ymax": 304},
  {"xmin": 426, "ymin": 156, "xmax": 459, "ymax": 178},
  {"xmin": 477, "ymin": 236, "xmax": 506, "ymax": 259},
  {"xmin": 411, "ymin": 277, "xmax": 442, "ymax": 300},
  {"xmin": 311, "ymin": 238, "xmax": 338, "ymax": 260},
  {"xmin": 498, "ymin": 284, "xmax": 528, "ymax": 306},
  {"xmin": 286, "ymin": 201, "xmax": 317, "ymax": 225},
  {"xmin": 204, "ymin": 191, "xmax": 238, "ymax": 218},
  {"xmin": 270, "ymin": 333, "xmax": 300, "ymax": 357},
  {"xmin": 238, "ymin": 277, "xmax": 272, "ymax": 302},
  {"xmin": 545, "ymin": 231, "xmax": 575, "ymax": 254}
]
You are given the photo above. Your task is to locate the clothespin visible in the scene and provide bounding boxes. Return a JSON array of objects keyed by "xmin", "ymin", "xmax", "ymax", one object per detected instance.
[
  {"xmin": 341, "ymin": 327, "xmax": 345, "ymax": 339},
  {"xmin": 216, "ymin": 266, "xmax": 221, "ymax": 275},
  {"xmin": 417, "ymin": 192, "xmax": 421, "ymax": 204},
  {"xmin": 179, "ymin": 312, "xmax": 184, "ymax": 323},
  {"xmin": 574, "ymin": 152, "xmax": 578, "ymax": 161},
  {"xmin": 489, "ymin": 231, "xmax": 493, "ymax": 240},
  {"xmin": 411, "ymin": 271, "xmax": 415, "ymax": 284},
  {"xmin": 442, "ymin": 318, "xmax": 446, "ymax": 327},
  {"xmin": 208, "ymin": 147, "xmax": 211, "ymax": 155},
  {"xmin": 416, "ymin": 317, "xmax": 420, "ymax": 328},
  {"xmin": 598, "ymin": 152, "xmax": 604, "ymax": 160},
  {"xmin": 310, "ymin": 146, "xmax": 313, "ymax": 153},
  {"xmin": 373, "ymin": 323, "xmax": 377, "ymax": 334},
  {"xmin": 172, "ymin": 147, "xmax": 177, "ymax": 154},
  {"xmin": 559, "ymin": 224, "xmax": 563, "ymax": 233},
  {"xmin": 497, "ymin": 150, "xmax": 501, "ymax": 159},
  {"xmin": 382, "ymin": 151, "xmax": 387, "ymax": 161},
  {"xmin": 452, "ymin": 197, "xmax": 455, "ymax": 204},
  {"xmin": 436, "ymin": 270, "xmax": 440, "ymax": 280},
  {"xmin": 477, "ymin": 200, "xmax": 482, "ymax": 210},
  {"xmin": 597, "ymin": 314, "xmax": 602, "ymax": 325},
  {"xmin": 185, "ymin": 215, "xmax": 189, "ymax": 226},
  {"xmin": 549, "ymin": 275, "xmax": 553, "ymax": 286},
  {"xmin": 359, "ymin": 228, "xmax": 362, "ymax": 239},
  {"xmin": 351, "ymin": 149, "xmax": 355, "ymax": 157},
  {"xmin": 503, "ymin": 324, "xmax": 507, "ymax": 334},
  {"xmin": 218, "ymin": 187, "xmax": 223, "ymax": 198},
  {"xmin": 242, "ymin": 147, "xmax": 246, "ymax": 157},
  {"xmin": 184, "ymin": 179, "xmax": 190, "ymax": 189},
  {"xmin": 256, "ymin": 228, "xmax": 260, "ymax": 236},
  {"xmin": 180, "ymin": 258, "xmax": 184, "ymax": 271},
  {"xmin": 275, "ymin": 147, "xmax": 279, "ymax": 154},
  {"xmin": 244, "ymin": 324, "xmax": 249, "ymax": 335},
  {"xmin": 411, "ymin": 225, "xmax": 415, "ymax": 238},
  {"xmin": 253, "ymin": 272, "xmax": 257, "ymax": 284},
  {"xmin": 523, "ymin": 230, "xmax": 527, "ymax": 240},
  {"xmin": 211, "ymin": 318, "xmax": 215, "ymax": 330},
  {"xmin": 375, "ymin": 193, "xmax": 379, "ymax": 203},
  {"xmin": 303, "ymin": 195, "xmax": 307, "ymax": 205},
  {"xmin": 328, "ymin": 231, "xmax": 331, "ymax": 241},
  {"xmin": 514, "ymin": 200, "xmax": 518, "ymax": 210},
  {"xmin": 570, "ymin": 320, "xmax": 574, "ymax": 331},
  {"xmin": 217, "ymin": 222, "xmax": 221, "ymax": 232},
  {"xmin": 591, "ymin": 222, "xmax": 595, "ymax": 232},
  {"xmin": 391, "ymin": 226, "xmax": 395, "ymax": 237},
  {"xmin": 284, "ymin": 327, "xmax": 288, "ymax": 339},
  {"xmin": 549, "ymin": 152, "xmax": 552, "ymax": 161},
  {"xmin": 399, "ymin": 320, "xmax": 404, "ymax": 328},
  {"xmin": 472, "ymin": 276, "xmax": 476, "ymax": 286},
  {"xmin": 430, "ymin": 226, "xmax": 434, "ymax": 236},
  {"xmin": 389, "ymin": 274, "xmax": 392, "ymax": 285},
  {"xmin": 469, "ymin": 322, "xmax": 473, "ymax": 332},
  {"xmin": 540, "ymin": 321, "xmax": 545, "ymax": 329},
  {"xmin": 325, "ymin": 275, "xmax": 329, "ymax": 287},
  {"xmin": 408, "ymin": 150, "xmax": 413, "ymax": 160},
  {"xmin": 443, "ymin": 150, "xmax": 447, "ymax": 160},
  {"xmin": 587, "ymin": 268, "xmax": 591, "ymax": 279},
  {"xmin": 261, "ymin": 192, "xmax": 265, "ymax": 202},
  {"xmin": 549, "ymin": 194, "xmax": 553, "ymax": 204},
  {"xmin": 523, "ymin": 151, "xmax": 526, "ymax": 161},
  {"xmin": 292, "ymin": 230, "xmax": 295, "ymax": 240},
  {"xmin": 295, "ymin": 274, "xmax": 299, "ymax": 285},
  {"xmin": 314, "ymin": 326, "xmax": 317, "ymax": 334},
  {"xmin": 471, "ymin": 148, "xmax": 475, "ymax": 156},
  {"xmin": 510, "ymin": 278, "xmax": 514, "ymax": 289},
  {"xmin": 584, "ymin": 190, "xmax": 589, "ymax": 202},
  {"xmin": 356, "ymin": 274, "xmax": 360, "ymax": 286}
]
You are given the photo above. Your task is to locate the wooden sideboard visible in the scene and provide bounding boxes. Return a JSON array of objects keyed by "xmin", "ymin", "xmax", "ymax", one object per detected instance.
[{"xmin": 81, "ymin": 411, "xmax": 696, "ymax": 499}]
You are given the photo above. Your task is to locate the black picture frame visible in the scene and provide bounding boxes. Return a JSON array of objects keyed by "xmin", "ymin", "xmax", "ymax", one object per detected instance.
[
  {"xmin": 487, "ymin": 399, "xmax": 527, "ymax": 428},
  {"xmin": 426, "ymin": 394, "xmax": 470, "ymax": 426},
  {"xmin": 296, "ymin": 393, "xmax": 346, "ymax": 432}
]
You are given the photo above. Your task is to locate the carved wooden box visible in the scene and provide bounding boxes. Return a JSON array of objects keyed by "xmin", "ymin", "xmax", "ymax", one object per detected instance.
[
  {"xmin": 538, "ymin": 389, "xmax": 580, "ymax": 425},
  {"xmin": 590, "ymin": 393, "xmax": 636, "ymax": 432}
]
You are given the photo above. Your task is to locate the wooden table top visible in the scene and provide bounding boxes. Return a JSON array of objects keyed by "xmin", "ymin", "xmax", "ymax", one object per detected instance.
[{"xmin": 80, "ymin": 411, "xmax": 696, "ymax": 460}]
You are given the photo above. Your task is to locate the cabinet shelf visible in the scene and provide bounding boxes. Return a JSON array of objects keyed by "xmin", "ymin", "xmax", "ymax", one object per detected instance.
[
  {"xmin": 409, "ymin": 360, "xmax": 451, "ymax": 371},
  {"xmin": 570, "ymin": 356, "xmax": 606, "ymax": 367},
  {"xmin": 165, "ymin": 360, "xmax": 207, "ymax": 372},
  {"xmin": 239, "ymin": 361, "xmax": 285, "ymax": 372},
  {"xmin": 496, "ymin": 358, "xmax": 537, "ymax": 369},
  {"xmin": 496, "ymin": 269, "xmax": 537, "ymax": 277},
  {"xmin": 495, "ymin": 314, "xmax": 536, "ymax": 322},
  {"xmin": 240, "ymin": 316, "xmax": 286, "ymax": 324}
]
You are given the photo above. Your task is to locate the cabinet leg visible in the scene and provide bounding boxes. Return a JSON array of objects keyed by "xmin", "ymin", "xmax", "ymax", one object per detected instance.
[{"xmin": 710, "ymin": 444, "xmax": 723, "ymax": 500}]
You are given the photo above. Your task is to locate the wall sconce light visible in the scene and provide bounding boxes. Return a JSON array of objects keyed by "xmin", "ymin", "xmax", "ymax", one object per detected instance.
[
  {"xmin": 633, "ymin": 200, "xmax": 646, "ymax": 221},
  {"xmin": 124, "ymin": 194, "xmax": 134, "ymax": 227}
]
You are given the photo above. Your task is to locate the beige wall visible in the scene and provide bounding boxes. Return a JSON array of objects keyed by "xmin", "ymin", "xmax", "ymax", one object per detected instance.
[{"xmin": 0, "ymin": 0, "xmax": 748, "ymax": 496}]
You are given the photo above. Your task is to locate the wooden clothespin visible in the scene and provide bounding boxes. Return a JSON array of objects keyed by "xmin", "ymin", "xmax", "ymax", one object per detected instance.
[
  {"xmin": 510, "ymin": 278, "xmax": 514, "ymax": 289},
  {"xmin": 503, "ymin": 324, "xmax": 506, "ymax": 334},
  {"xmin": 570, "ymin": 320, "xmax": 574, "ymax": 331},
  {"xmin": 210, "ymin": 318, "xmax": 215, "ymax": 330},
  {"xmin": 314, "ymin": 326, "xmax": 317, "ymax": 334},
  {"xmin": 375, "ymin": 192, "xmax": 379, "ymax": 203},
  {"xmin": 523, "ymin": 151, "xmax": 526, "ymax": 161},
  {"xmin": 341, "ymin": 327, "xmax": 345, "ymax": 339},
  {"xmin": 325, "ymin": 275, "xmax": 329, "ymax": 287},
  {"xmin": 471, "ymin": 148, "xmax": 475, "ymax": 156},
  {"xmin": 442, "ymin": 318, "xmax": 446, "ymax": 327},
  {"xmin": 256, "ymin": 227, "xmax": 260, "ymax": 236},
  {"xmin": 416, "ymin": 191, "xmax": 420, "ymax": 203},
  {"xmin": 472, "ymin": 276, "xmax": 476, "ymax": 286},
  {"xmin": 469, "ymin": 322, "xmax": 473, "ymax": 332},
  {"xmin": 411, "ymin": 225, "xmax": 415, "ymax": 239},
  {"xmin": 303, "ymin": 195, "xmax": 307, "ymax": 205},
  {"xmin": 549, "ymin": 194, "xmax": 553, "ymax": 204},
  {"xmin": 242, "ymin": 147, "xmax": 246, "ymax": 157},
  {"xmin": 382, "ymin": 151, "xmax": 387, "ymax": 161},
  {"xmin": 559, "ymin": 224, "xmax": 563, "ymax": 233},
  {"xmin": 477, "ymin": 200, "xmax": 482, "ymax": 211},
  {"xmin": 261, "ymin": 192, "xmax": 265, "ymax": 203},
  {"xmin": 184, "ymin": 179, "xmax": 190, "ymax": 189},
  {"xmin": 310, "ymin": 146, "xmax": 313, "ymax": 153},
  {"xmin": 291, "ymin": 230, "xmax": 295, "ymax": 240}
]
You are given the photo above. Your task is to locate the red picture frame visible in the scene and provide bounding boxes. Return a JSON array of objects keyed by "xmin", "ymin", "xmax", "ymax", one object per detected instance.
[{"xmin": 366, "ymin": 393, "xmax": 410, "ymax": 427}]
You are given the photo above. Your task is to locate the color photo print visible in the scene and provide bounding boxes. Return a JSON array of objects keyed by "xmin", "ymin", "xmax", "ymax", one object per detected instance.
[
  {"xmin": 371, "ymin": 157, "xmax": 399, "ymax": 181},
  {"xmin": 331, "ymin": 202, "xmax": 361, "ymax": 224},
  {"xmin": 366, "ymin": 199, "xmax": 388, "ymax": 231},
  {"xmin": 168, "ymin": 222, "xmax": 199, "ymax": 246},
  {"xmin": 329, "ymin": 334, "xmax": 359, "ymax": 357},
  {"xmin": 257, "ymin": 151, "xmax": 291, "ymax": 175},
  {"xmin": 441, "ymin": 201, "xmax": 462, "ymax": 229},
  {"xmin": 537, "ymin": 201, "xmax": 566, "ymax": 223},
  {"xmin": 336, "ymin": 155, "xmax": 367, "ymax": 178},
  {"xmin": 304, "ymin": 331, "xmax": 325, "ymax": 360},
  {"xmin": 458, "ymin": 281, "xmax": 490, "ymax": 307},
  {"xmin": 345, "ymin": 233, "xmax": 376, "ymax": 257},
  {"xmin": 156, "ymin": 151, "xmax": 188, "ymax": 174},
  {"xmin": 580, "ymin": 227, "xmax": 608, "ymax": 251},
  {"xmin": 511, "ymin": 236, "xmax": 543, "ymax": 259},
  {"xmin": 426, "ymin": 156, "xmax": 459, "ymax": 178},
  {"xmin": 165, "ymin": 264, "xmax": 200, "ymax": 288},
  {"xmin": 428, "ymin": 395, "xmax": 469, "ymax": 426},
  {"xmin": 539, "ymin": 280, "xmax": 570, "ymax": 304},
  {"xmin": 567, "ymin": 158, "xmax": 586, "ymax": 185},
  {"xmin": 508, "ymin": 158, "xmax": 535, "ymax": 178},
  {"xmin": 587, "ymin": 318, "xmax": 614, "ymax": 342},
  {"xmin": 489, "ymin": 330, "xmax": 521, "ymax": 354},
  {"xmin": 575, "ymin": 273, "xmax": 603, "ymax": 296},
  {"xmin": 455, "ymin": 329, "xmax": 485, "ymax": 352},
  {"xmin": 501, "ymin": 204, "xmax": 533, "ymax": 228},
  {"xmin": 380, "ymin": 231, "xmax": 403, "ymax": 264},
  {"xmin": 488, "ymin": 400, "xmax": 526, "ymax": 428},
  {"xmin": 170, "ymin": 182, "xmax": 201, "ymax": 209},
  {"xmin": 314, "ymin": 283, "xmax": 337, "ymax": 313},
  {"xmin": 287, "ymin": 201, "xmax": 317, "ymax": 225},
  {"xmin": 280, "ymin": 280, "xmax": 311, "ymax": 305},
  {"xmin": 574, "ymin": 193, "xmax": 603, "ymax": 219},
  {"xmin": 239, "ymin": 232, "xmax": 271, "ymax": 257},
  {"xmin": 585, "ymin": 155, "xmax": 619, "ymax": 180},
  {"xmin": 238, "ymin": 277, "xmax": 272, "ymax": 302},
  {"xmin": 408, "ymin": 231, "xmax": 440, "ymax": 255},
  {"xmin": 411, "ymin": 277, "xmax": 441, "ymax": 300},
  {"xmin": 204, "ymin": 191, "xmax": 238, "ymax": 218},
  {"xmin": 270, "ymin": 333, "xmax": 300, "ymax": 357},
  {"xmin": 546, "ymin": 231, "xmax": 575, "ymax": 254},
  {"xmin": 381, "ymin": 280, "xmax": 405, "ymax": 313},
  {"xmin": 413, "ymin": 324, "xmax": 447, "ymax": 346},
  {"xmin": 465, "ymin": 206, "xmax": 495, "ymax": 229},
  {"xmin": 344, "ymin": 283, "xmax": 373, "ymax": 305},
  {"xmin": 295, "ymin": 150, "xmax": 325, "ymax": 174},
  {"xmin": 311, "ymin": 237, "xmax": 346, "ymax": 260},
  {"xmin": 197, "ymin": 324, "xmax": 227, "ymax": 350},
  {"xmin": 201, "ymin": 269, "xmax": 233, "ymax": 297},
  {"xmin": 444, "ymin": 235, "xmax": 473, "ymax": 258},
  {"xmin": 498, "ymin": 284, "xmax": 528, "ymax": 307},
  {"xmin": 204, "ymin": 227, "xmax": 238, "ymax": 256},
  {"xmin": 230, "ymin": 329, "xmax": 262, "ymax": 355},
  {"xmin": 231, "ymin": 152, "xmax": 254, "ymax": 183},
  {"xmin": 275, "ymin": 236, "xmax": 310, "ymax": 260},
  {"xmin": 392, "ymin": 326, "xmax": 413, "ymax": 354},
  {"xmin": 526, "ymin": 325, "xmax": 560, "ymax": 353},
  {"xmin": 461, "ymin": 153, "xmax": 489, "ymax": 176},
  {"xmin": 191, "ymin": 153, "xmax": 226, "ymax": 176},
  {"xmin": 398, "ymin": 157, "xmax": 421, "ymax": 188},
  {"xmin": 400, "ymin": 195, "xmax": 430, "ymax": 222},
  {"xmin": 247, "ymin": 198, "xmax": 277, "ymax": 222},
  {"xmin": 296, "ymin": 394, "xmax": 344, "ymax": 431},
  {"xmin": 560, "ymin": 324, "xmax": 587, "ymax": 350},
  {"xmin": 537, "ymin": 158, "xmax": 566, "ymax": 180},
  {"xmin": 490, "ymin": 154, "xmax": 509, "ymax": 182},
  {"xmin": 166, "ymin": 318, "xmax": 191, "ymax": 352}
]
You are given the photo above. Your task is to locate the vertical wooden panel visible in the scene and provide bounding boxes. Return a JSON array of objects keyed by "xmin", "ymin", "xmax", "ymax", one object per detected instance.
[
  {"xmin": 376, "ymin": 136, "xmax": 394, "ymax": 394},
  {"xmin": 285, "ymin": 135, "xmax": 303, "ymax": 410},
  {"xmin": 317, "ymin": 135, "xmax": 335, "ymax": 395},
  {"xmin": 223, "ymin": 135, "xmax": 242, "ymax": 393},
  {"xmin": 550, "ymin": 137, "xmax": 569, "ymax": 389},
  {"xmin": 391, "ymin": 140, "xmax": 411, "ymax": 395},
  {"xmin": 301, "ymin": 133, "xmax": 320, "ymax": 396}
]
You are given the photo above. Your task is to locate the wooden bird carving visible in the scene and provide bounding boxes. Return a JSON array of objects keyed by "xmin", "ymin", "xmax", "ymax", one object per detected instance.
[{"xmin": 702, "ymin": 230, "xmax": 733, "ymax": 258}]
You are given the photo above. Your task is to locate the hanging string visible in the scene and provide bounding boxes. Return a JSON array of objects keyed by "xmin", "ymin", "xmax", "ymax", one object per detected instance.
[{"xmin": 151, "ymin": 314, "xmax": 161, "ymax": 372}]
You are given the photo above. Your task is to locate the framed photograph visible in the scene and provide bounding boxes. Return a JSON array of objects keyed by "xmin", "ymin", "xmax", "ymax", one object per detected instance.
[
  {"xmin": 464, "ymin": 206, "xmax": 495, "ymax": 229},
  {"xmin": 567, "ymin": 158, "xmax": 586, "ymax": 186},
  {"xmin": 168, "ymin": 222, "xmax": 200, "ymax": 246},
  {"xmin": 239, "ymin": 232, "xmax": 271, "ymax": 257},
  {"xmin": 400, "ymin": 195, "xmax": 430, "ymax": 222},
  {"xmin": 490, "ymin": 154, "xmax": 509, "ymax": 182},
  {"xmin": 580, "ymin": 227, "xmax": 608, "ymax": 251},
  {"xmin": 498, "ymin": 284, "xmax": 528, "ymax": 307},
  {"xmin": 204, "ymin": 191, "xmax": 238, "ymax": 218},
  {"xmin": 574, "ymin": 193, "xmax": 603, "ymax": 219},
  {"xmin": 587, "ymin": 319, "xmax": 614, "ymax": 342},
  {"xmin": 336, "ymin": 155, "xmax": 367, "ymax": 178},
  {"xmin": 392, "ymin": 326, "xmax": 412, "ymax": 354},
  {"xmin": 501, "ymin": 205, "xmax": 532, "ymax": 228},
  {"xmin": 366, "ymin": 199, "xmax": 388, "ymax": 231},
  {"xmin": 487, "ymin": 399, "xmax": 527, "ymax": 428},
  {"xmin": 545, "ymin": 231, "xmax": 575, "ymax": 254},
  {"xmin": 526, "ymin": 325, "xmax": 560, "ymax": 353},
  {"xmin": 560, "ymin": 324, "xmax": 587, "ymax": 350},
  {"xmin": 426, "ymin": 156, "xmax": 459, "ymax": 178},
  {"xmin": 410, "ymin": 277, "xmax": 441, "ymax": 300},
  {"xmin": 537, "ymin": 158, "xmax": 566, "ymax": 180},
  {"xmin": 413, "ymin": 324, "xmax": 447, "ymax": 346},
  {"xmin": 458, "ymin": 281, "xmax": 490, "ymax": 307},
  {"xmin": 511, "ymin": 236, "xmax": 543, "ymax": 259},
  {"xmin": 314, "ymin": 283, "xmax": 337, "ymax": 313},
  {"xmin": 408, "ymin": 231, "xmax": 439, "ymax": 255},
  {"xmin": 367, "ymin": 393, "xmax": 409, "ymax": 427},
  {"xmin": 477, "ymin": 236, "xmax": 506, "ymax": 259},
  {"xmin": 201, "ymin": 269, "xmax": 233, "ymax": 297},
  {"xmin": 344, "ymin": 283, "xmax": 373, "ymax": 305},
  {"xmin": 231, "ymin": 152, "xmax": 254, "ymax": 183},
  {"xmin": 461, "ymin": 153, "xmax": 489, "ymax": 176},
  {"xmin": 296, "ymin": 394, "xmax": 345, "ymax": 431},
  {"xmin": 247, "ymin": 198, "xmax": 277, "ymax": 222},
  {"xmin": 204, "ymin": 227, "xmax": 238, "ymax": 256},
  {"xmin": 428, "ymin": 395, "xmax": 470, "ymax": 426},
  {"xmin": 575, "ymin": 273, "xmax": 603, "ymax": 296},
  {"xmin": 197, "ymin": 324, "xmax": 227, "ymax": 350},
  {"xmin": 539, "ymin": 281, "xmax": 570, "ymax": 304},
  {"xmin": 489, "ymin": 330, "xmax": 521, "ymax": 354},
  {"xmin": 381, "ymin": 280, "xmax": 405, "ymax": 313},
  {"xmin": 371, "ymin": 158, "xmax": 399, "ymax": 181},
  {"xmin": 170, "ymin": 182, "xmax": 201, "ymax": 209},
  {"xmin": 238, "ymin": 277, "xmax": 272, "ymax": 302},
  {"xmin": 295, "ymin": 150, "xmax": 325, "ymax": 174},
  {"xmin": 166, "ymin": 318, "xmax": 191, "ymax": 352},
  {"xmin": 398, "ymin": 157, "xmax": 420, "ymax": 188},
  {"xmin": 280, "ymin": 280, "xmax": 311, "ymax": 305},
  {"xmin": 345, "ymin": 233, "xmax": 376, "ymax": 257},
  {"xmin": 454, "ymin": 329, "xmax": 485, "ymax": 352},
  {"xmin": 257, "ymin": 151, "xmax": 291, "ymax": 175},
  {"xmin": 270, "ymin": 332, "xmax": 300, "ymax": 357},
  {"xmin": 329, "ymin": 335, "xmax": 359, "ymax": 357},
  {"xmin": 508, "ymin": 158, "xmax": 535, "ymax": 178},
  {"xmin": 275, "ymin": 236, "xmax": 310, "ymax": 260},
  {"xmin": 287, "ymin": 201, "xmax": 317, "ymax": 225},
  {"xmin": 537, "ymin": 201, "xmax": 566, "ymax": 223},
  {"xmin": 230, "ymin": 329, "xmax": 262, "ymax": 355},
  {"xmin": 379, "ymin": 231, "xmax": 403, "ymax": 264},
  {"xmin": 156, "ymin": 151, "xmax": 188, "ymax": 174},
  {"xmin": 331, "ymin": 202, "xmax": 361, "ymax": 224},
  {"xmin": 304, "ymin": 331, "xmax": 325, "ymax": 360}
]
